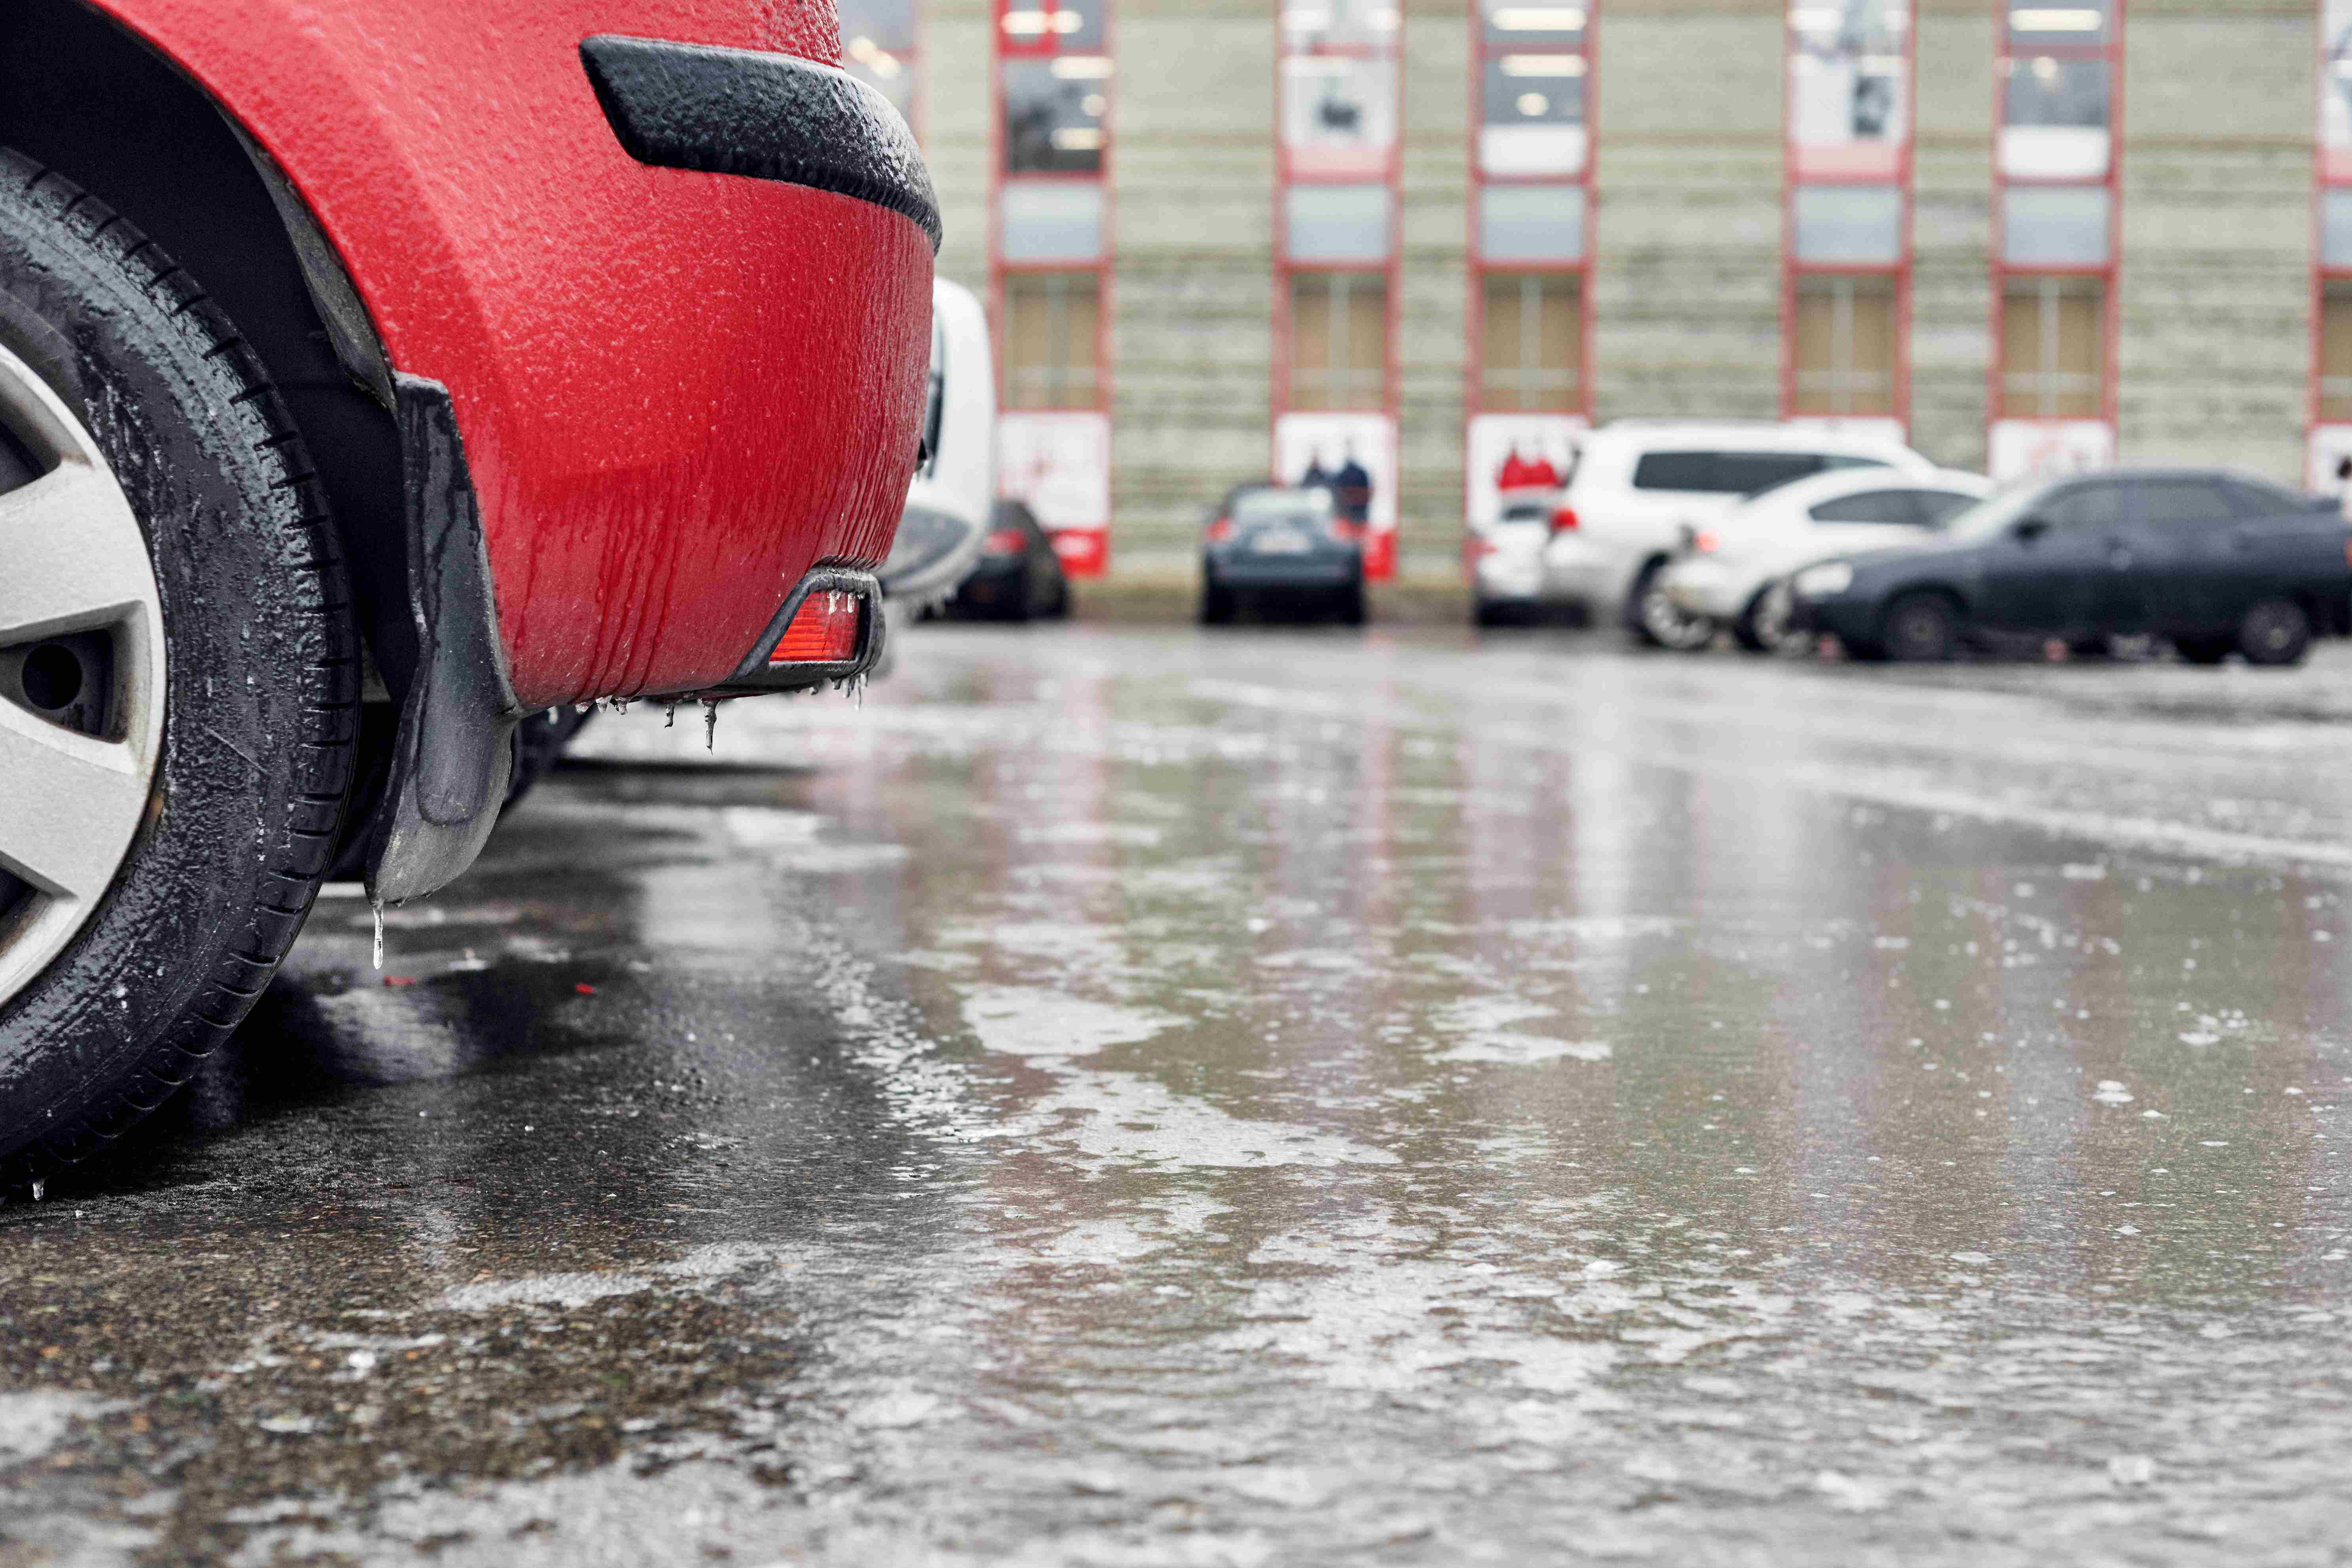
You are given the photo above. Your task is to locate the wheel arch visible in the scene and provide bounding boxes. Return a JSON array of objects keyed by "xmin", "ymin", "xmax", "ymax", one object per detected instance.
[{"xmin": 0, "ymin": 0, "xmax": 412, "ymax": 687}]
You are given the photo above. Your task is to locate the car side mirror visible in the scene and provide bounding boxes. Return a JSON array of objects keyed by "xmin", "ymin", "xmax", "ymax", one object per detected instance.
[{"xmin": 2013, "ymin": 516, "xmax": 2050, "ymax": 543}]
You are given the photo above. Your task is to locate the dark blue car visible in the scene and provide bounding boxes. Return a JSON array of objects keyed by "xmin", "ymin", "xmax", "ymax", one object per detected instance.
[
  {"xmin": 1788, "ymin": 469, "xmax": 2352, "ymax": 665},
  {"xmin": 1200, "ymin": 485, "xmax": 1367, "ymax": 625}
]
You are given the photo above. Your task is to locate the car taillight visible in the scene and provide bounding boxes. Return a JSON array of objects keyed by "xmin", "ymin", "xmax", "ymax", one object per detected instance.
[
  {"xmin": 1693, "ymin": 529, "xmax": 1720, "ymax": 554},
  {"xmin": 983, "ymin": 526, "xmax": 1027, "ymax": 556},
  {"xmin": 768, "ymin": 590, "xmax": 863, "ymax": 664},
  {"xmin": 1207, "ymin": 517, "xmax": 1234, "ymax": 543},
  {"xmin": 1550, "ymin": 506, "xmax": 1578, "ymax": 533}
]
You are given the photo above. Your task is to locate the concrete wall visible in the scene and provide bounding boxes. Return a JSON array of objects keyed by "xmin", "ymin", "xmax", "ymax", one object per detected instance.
[
  {"xmin": 1592, "ymin": 0, "xmax": 1783, "ymax": 424},
  {"xmin": 919, "ymin": 0, "xmax": 2323, "ymax": 576},
  {"xmin": 2117, "ymin": 0, "xmax": 2309, "ymax": 479}
]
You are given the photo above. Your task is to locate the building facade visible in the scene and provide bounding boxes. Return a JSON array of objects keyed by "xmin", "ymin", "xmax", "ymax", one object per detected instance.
[{"xmin": 844, "ymin": 0, "xmax": 2317, "ymax": 579}]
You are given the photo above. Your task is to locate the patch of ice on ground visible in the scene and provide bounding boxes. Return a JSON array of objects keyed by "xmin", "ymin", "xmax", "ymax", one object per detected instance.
[
  {"xmin": 1025, "ymin": 1070, "xmax": 1398, "ymax": 1168},
  {"xmin": 0, "ymin": 1390, "xmax": 121, "ymax": 1462},
  {"xmin": 1040, "ymin": 1219, "xmax": 1164, "ymax": 1264},
  {"xmin": 1427, "ymin": 997, "xmax": 1610, "ymax": 1065},
  {"xmin": 1435, "ymin": 1035, "xmax": 1612, "ymax": 1065},
  {"xmin": 1017, "ymin": 822, "xmax": 1164, "ymax": 848},
  {"xmin": 960, "ymin": 988, "xmax": 1184, "ymax": 1059},
  {"xmin": 719, "ymin": 807, "xmax": 909, "ymax": 873},
  {"xmin": 435, "ymin": 1272, "xmax": 656, "ymax": 1312}
]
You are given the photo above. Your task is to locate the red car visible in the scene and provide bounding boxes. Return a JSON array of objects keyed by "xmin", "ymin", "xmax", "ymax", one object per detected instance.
[{"xmin": 0, "ymin": 0, "xmax": 934, "ymax": 1171}]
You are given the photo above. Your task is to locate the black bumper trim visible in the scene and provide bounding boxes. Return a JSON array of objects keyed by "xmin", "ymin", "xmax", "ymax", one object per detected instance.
[
  {"xmin": 703, "ymin": 568, "xmax": 886, "ymax": 695},
  {"xmin": 580, "ymin": 34, "xmax": 940, "ymax": 252}
]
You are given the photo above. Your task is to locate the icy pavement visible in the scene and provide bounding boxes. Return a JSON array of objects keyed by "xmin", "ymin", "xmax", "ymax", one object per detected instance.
[{"xmin": 4, "ymin": 626, "xmax": 2352, "ymax": 1564}]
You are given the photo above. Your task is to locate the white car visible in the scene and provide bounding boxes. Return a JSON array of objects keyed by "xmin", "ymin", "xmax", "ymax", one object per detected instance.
[
  {"xmin": 1469, "ymin": 490, "xmax": 1572, "ymax": 626},
  {"xmin": 879, "ymin": 278, "xmax": 996, "ymax": 608},
  {"xmin": 1536, "ymin": 421, "xmax": 1938, "ymax": 644},
  {"xmin": 1657, "ymin": 467, "xmax": 1993, "ymax": 653}
]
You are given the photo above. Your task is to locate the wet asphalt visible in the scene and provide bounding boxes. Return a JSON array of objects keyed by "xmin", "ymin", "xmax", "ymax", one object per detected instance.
[{"xmin": 5, "ymin": 622, "xmax": 2352, "ymax": 1565}]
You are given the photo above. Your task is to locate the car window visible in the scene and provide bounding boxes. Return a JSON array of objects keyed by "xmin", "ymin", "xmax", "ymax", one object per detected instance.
[
  {"xmin": 2130, "ymin": 479, "xmax": 2234, "ymax": 530},
  {"xmin": 1234, "ymin": 490, "xmax": 1329, "ymax": 525},
  {"xmin": 2214, "ymin": 477, "xmax": 2307, "ymax": 518},
  {"xmin": 1631, "ymin": 451, "xmax": 1832, "ymax": 495},
  {"xmin": 1819, "ymin": 454, "xmax": 1893, "ymax": 471},
  {"xmin": 1913, "ymin": 489, "xmax": 1979, "ymax": 528},
  {"xmin": 2038, "ymin": 481, "xmax": 2126, "ymax": 530},
  {"xmin": 1809, "ymin": 489, "xmax": 1921, "ymax": 526}
]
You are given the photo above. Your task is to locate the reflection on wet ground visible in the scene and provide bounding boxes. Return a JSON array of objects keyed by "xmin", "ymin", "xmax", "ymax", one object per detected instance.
[{"xmin": 5, "ymin": 625, "xmax": 2352, "ymax": 1564}]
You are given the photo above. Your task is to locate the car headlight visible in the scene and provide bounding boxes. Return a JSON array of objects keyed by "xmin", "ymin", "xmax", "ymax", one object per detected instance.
[{"xmin": 1794, "ymin": 562, "xmax": 1854, "ymax": 598}]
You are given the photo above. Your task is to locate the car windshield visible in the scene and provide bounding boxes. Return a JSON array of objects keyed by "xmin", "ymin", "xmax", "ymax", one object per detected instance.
[
  {"xmin": 1234, "ymin": 490, "xmax": 1329, "ymax": 526},
  {"xmin": 1939, "ymin": 481, "xmax": 2050, "ymax": 541}
]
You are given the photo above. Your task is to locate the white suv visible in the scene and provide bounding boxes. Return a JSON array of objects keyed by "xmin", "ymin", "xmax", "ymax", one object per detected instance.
[{"xmin": 1538, "ymin": 421, "xmax": 1937, "ymax": 643}]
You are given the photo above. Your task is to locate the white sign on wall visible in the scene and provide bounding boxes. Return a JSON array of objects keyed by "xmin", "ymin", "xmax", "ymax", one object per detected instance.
[
  {"xmin": 1464, "ymin": 413, "xmax": 1585, "ymax": 532},
  {"xmin": 1988, "ymin": 418, "xmax": 2113, "ymax": 484},
  {"xmin": 999, "ymin": 410, "xmax": 1111, "ymax": 573},
  {"xmin": 2309, "ymin": 424, "xmax": 2352, "ymax": 497},
  {"xmin": 1275, "ymin": 411, "xmax": 1397, "ymax": 576}
]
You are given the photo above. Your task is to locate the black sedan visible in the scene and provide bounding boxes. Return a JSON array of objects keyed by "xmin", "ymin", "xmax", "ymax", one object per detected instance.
[
  {"xmin": 1201, "ymin": 484, "xmax": 1367, "ymax": 624},
  {"xmin": 1788, "ymin": 469, "xmax": 2352, "ymax": 666},
  {"xmin": 945, "ymin": 499, "xmax": 1071, "ymax": 622}
]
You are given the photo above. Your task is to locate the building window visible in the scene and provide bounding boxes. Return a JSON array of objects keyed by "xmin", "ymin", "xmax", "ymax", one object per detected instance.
[
  {"xmin": 1999, "ymin": 277, "xmax": 2103, "ymax": 419},
  {"xmin": 1002, "ymin": 274, "xmax": 1100, "ymax": 411},
  {"xmin": 1989, "ymin": 1, "xmax": 2118, "ymax": 476},
  {"xmin": 1479, "ymin": 274, "xmax": 1580, "ymax": 413},
  {"xmin": 1793, "ymin": 275, "xmax": 1896, "ymax": 417},
  {"xmin": 1289, "ymin": 273, "xmax": 1387, "ymax": 411},
  {"xmin": 839, "ymin": 0, "xmax": 919, "ymax": 131},
  {"xmin": 2322, "ymin": 288, "xmax": 2352, "ymax": 425},
  {"xmin": 1783, "ymin": 0, "xmax": 1911, "ymax": 432},
  {"xmin": 992, "ymin": 0, "xmax": 1115, "ymax": 574}
]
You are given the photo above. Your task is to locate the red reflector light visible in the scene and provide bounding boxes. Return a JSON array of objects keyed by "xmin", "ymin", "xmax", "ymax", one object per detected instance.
[
  {"xmin": 1693, "ymin": 529, "xmax": 1720, "ymax": 554},
  {"xmin": 1550, "ymin": 506, "xmax": 1578, "ymax": 533},
  {"xmin": 983, "ymin": 526, "xmax": 1027, "ymax": 556},
  {"xmin": 1206, "ymin": 517, "xmax": 1234, "ymax": 543},
  {"xmin": 768, "ymin": 590, "xmax": 862, "ymax": 665}
]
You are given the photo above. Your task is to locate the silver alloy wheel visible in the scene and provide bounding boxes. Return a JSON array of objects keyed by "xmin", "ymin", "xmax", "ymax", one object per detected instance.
[
  {"xmin": 1751, "ymin": 579, "xmax": 1812, "ymax": 656},
  {"xmin": 0, "ymin": 341, "xmax": 166, "ymax": 1009},
  {"xmin": 1639, "ymin": 579, "xmax": 1715, "ymax": 651}
]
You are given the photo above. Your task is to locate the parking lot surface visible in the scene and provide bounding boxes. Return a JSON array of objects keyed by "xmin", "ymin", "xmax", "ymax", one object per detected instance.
[{"xmin": 5, "ymin": 625, "xmax": 2352, "ymax": 1565}]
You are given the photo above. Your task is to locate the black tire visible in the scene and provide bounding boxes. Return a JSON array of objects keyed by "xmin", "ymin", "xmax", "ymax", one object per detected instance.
[
  {"xmin": 1472, "ymin": 594, "xmax": 1512, "ymax": 628},
  {"xmin": 2175, "ymin": 634, "xmax": 2232, "ymax": 666},
  {"xmin": 1621, "ymin": 559, "xmax": 1668, "ymax": 645},
  {"xmin": 1200, "ymin": 569, "xmax": 1235, "ymax": 625},
  {"xmin": 1632, "ymin": 569, "xmax": 1715, "ymax": 651},
  {"xmin": 1880, "ymin": 592, "xmax": 1960, "ymax": 663},
  {"xmin": 1731, "ymin": 580, "xmax": 1812, "ymax": 657},
  {"xmin": 2237, "ymin": 598, "xmax": 2312, "ymax": 667},
  {"xmin": 1335, "ymin": 575, "xmax": 1367, "ymax": 626},
  {"xmin": 0, "ymin": 152, "xmax": 358, "ymax": 1175},
  {"xmin": 505, "ymin": 708, "xmax": 596, "ymax": 811}
]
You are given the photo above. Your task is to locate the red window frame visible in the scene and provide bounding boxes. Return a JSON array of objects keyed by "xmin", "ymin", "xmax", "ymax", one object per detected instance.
[
  {"xmin": 989, "ymin": 0, "xmax": 1116, "ymax": 573},
  {"xmin": 1988, "ymin": 1, "xmax": 2123, "ymax": 442},
  {"xmin": 1464, "ymin": 3, "xmax": 1597, "ymax": 428},
  {"xmin": 2310, "ymin": 4, "xmax": 2350, "ymax": 467},
  {"xmin": 1779, "ymin": 2, "xmax": 1913, "ymax": 430}
]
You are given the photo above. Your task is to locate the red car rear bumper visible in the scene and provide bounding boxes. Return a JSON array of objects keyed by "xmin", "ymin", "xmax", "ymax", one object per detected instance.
[{"xmin": 97, "ymin": 1, "xmax": 933, "ymax": 709}]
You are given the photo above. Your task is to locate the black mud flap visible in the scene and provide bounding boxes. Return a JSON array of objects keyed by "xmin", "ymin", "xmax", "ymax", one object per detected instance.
[{"xmin": 363, "ymin": 376, "xmax": 520, "ymax": 905}]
